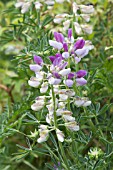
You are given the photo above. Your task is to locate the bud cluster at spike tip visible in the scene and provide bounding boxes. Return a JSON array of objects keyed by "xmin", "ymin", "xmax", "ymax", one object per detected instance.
[
  {"xmin": 54, "ymin": 2, "xmax": 94, "ymax": 35},
  {"xmin": 15, "ymin": 0, "xmax": 70, "ymax": 13}
]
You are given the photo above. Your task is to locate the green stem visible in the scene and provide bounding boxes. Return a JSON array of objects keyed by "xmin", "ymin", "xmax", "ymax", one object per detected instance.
[
  {"xmin": 58, "ymin": 142, "xmax": 70, "ymax": 170},
  {"xmin": 51, "ymin": 85, "xmax": 70, "ymax": 170},
  {"xmin": 51, "ymin": 85, "xmax": 57, "ymax": 128}
]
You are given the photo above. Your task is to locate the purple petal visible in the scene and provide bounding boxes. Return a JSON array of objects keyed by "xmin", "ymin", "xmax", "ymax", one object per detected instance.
[
  {"xmin": 65, "ymin": 79, "xmax": 73, "ymax": 87},
  {"xmin": 63, "ymin": 43, "xmax": 68, "ymax": 52},
  {"xmin": 58, "ymin": 33, "xmax": 64, "ymax": 43},
  {"xmin": 49, "ymin": 56, "xmax": 55, "ymax": 63},
  {"xmin": 68, "ymin": 28, "xmax": 72, "ymax": 39},
  {"xmin": 34, "ymin": 56, "xmax": 43, "ymax": 65},
  {"xmin": 74, "ymin": 39, "xmax": 85, "ymax": 50},
  {"xmin": 55, "ymin": 53, "xmax": 62, "ymax": 58},
  {"xmin": 68, "ymin": 72, "xmax": 75, "ymax": 79},
  {"xmin": 53, "ymin": 72, "xmax": 61, "ymax": 79},
  {"xmin": 54, "ymin": 32, "xmax": 59, "ymax": 41},
  {"xmin": 76, "ymin": 78, "xmax": 87, "ymax": 86},
  {"xmin": 53, "ymin": 57, "xmax": 62, "ymax": 66},
  {"xmin": 76, "ymin": 70, "xmax": 87, "ymax": 78},
  {"xmin": 54, "ymin": 32, "xmax": 64, "ymax": 43},
  {"xmin": 58, "ymin": 162, "xmax": 61, "ymax": 166},
  {"xmin": 59, "ymin": 62, "xmax": 68, "ymax": 70}
]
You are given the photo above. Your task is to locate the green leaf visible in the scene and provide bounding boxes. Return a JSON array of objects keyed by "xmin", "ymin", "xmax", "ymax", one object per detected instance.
[{"xmin": 42, "ymin": 16, "xmax": 53, "ymax": 27}]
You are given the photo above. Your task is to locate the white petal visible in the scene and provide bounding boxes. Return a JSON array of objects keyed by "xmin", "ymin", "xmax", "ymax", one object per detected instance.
[
  {"xmin": 56, "ymin": 129, "xmax": 64, "ymax": 142},
  {"xmin": 74, "ymin": 22, "xmax": 82, "ymax": 35},
  {"xmin": 21, "ymin": 2, "xmax": 30, "ymax": 13},
  {"xmin": 80, "ymin": 14, "xmax": 90, "ymax": 22},
  {"xmin": 80, "ymin": 5, "xmax": 94, "ymax": 14},
  {"xmin": 59, "ymin": 94, "xmax": 68, "ymax": 101},
  {"xmin": 63, "ymin": 115, "xmax": 75, "ymax": 122},
  {"xmin": 31, "ymin": 102, "xmax": 44, "ymax": 111},
  {"xmin": 63, "ymin": 20, "xmax": 70, "ymax": 31},
  {"xmin": 28, "ymin": 77, "xmax": 40, "ymax": 87},
  {"xmin": 40, "ymin": 82, "xmax": 48, "ymax": 93},
  {"xmin": 15, "ymin": 2, "xmax": 24, "ymax": 8},
  {"xmin": 83, "ymin": 101, "xmax": 91, "ymax": 107},
  {"xmin": 49, "ymin": 77, "xmax": 61, "ymax": 85},
  {"xmin": 35, "ymin": 71, "xmax": 44, "ymax": 81},
  {"xmin": 59, "ymin": 68, "xmax": 71, "ymax": 76},
  {"xmin": 75, "ymin": 100, "xmax": 84, "ymax": 107},
  {"xmin": 34, "ymin": 2, "xmax": 42, "ymax": 9},
  {"xmin": 81, "ymin": 25, "xmax": 93, "ymax": 34}
]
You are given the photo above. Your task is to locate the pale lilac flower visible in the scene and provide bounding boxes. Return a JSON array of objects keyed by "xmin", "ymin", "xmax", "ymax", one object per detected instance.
[
  {"xmin": 76, "ymin": 77, "xmax": 87, "ymax": 86},
  {"xmin": 64, "ymin": 79, "xmax": 73, "ymax": 87},
  {"xmin": 49, "ymin": 40, "xmax": 63, "ymax": 50},
  {"xmin": 29, "ymin": 64, "xmax": 42, "ymax": 72},
  {"xmin": 75, "ymin": 47, "xmax": 89, "ymax": 58},
  {"xmin": 62, "ymin": 52, "xmax": 69, "ymax": 59},
  {"xmin": 75, "ymin": 57, "xmax": 81, "ymax": 63}
]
